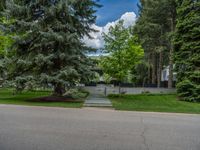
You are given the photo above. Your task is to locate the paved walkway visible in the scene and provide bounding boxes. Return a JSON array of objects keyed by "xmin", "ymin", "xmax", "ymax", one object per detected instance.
[{"xmin": 84, "ymin": 93, "xmax": 112, "ymax": 107}]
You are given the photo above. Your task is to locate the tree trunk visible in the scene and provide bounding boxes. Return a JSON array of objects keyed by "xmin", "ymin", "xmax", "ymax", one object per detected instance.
[
  {"xmin": 151, "ymin": 52, "xmax": 156, "ymax": 84},
  {"xmin": 157, "ymin": 52, "xmax": 163, "ymax": 88},
  {"xmin": 148, "ymin": 55, "xmax": 151, "ymax": 84},
  {"xmin": 142, "ymin": 77, "xmax": 146, "ymax": 87},
  {"xmin": 118, "ymin": 82, "xmax": 121, "ymax": 94},
  {"xmin": 168, "ymin": 17, "xmax": 175, "ymax": 89},
  {"xmin": 53, "ymin": 83, "xmax": 65, "ymax": 96},
  {"xmin": 168, "ymin": 49, "xmax": 173, "ymax": 88}
]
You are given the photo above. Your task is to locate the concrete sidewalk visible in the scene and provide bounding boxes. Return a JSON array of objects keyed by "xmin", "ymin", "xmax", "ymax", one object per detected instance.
[{"xmin": 84, "ymin": 93, "xmax": 112, "ymax": 107}]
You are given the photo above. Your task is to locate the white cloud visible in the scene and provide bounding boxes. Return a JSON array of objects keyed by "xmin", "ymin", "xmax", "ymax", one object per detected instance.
[
  {"xmin": 83, "ymin": 24, "xmax": 104, "ymax": 50},
  {"xmin": 83, "ymin": 12, "xmax": 137, "ymax": 49},
  {"xmin": 121, "ymin": 12, "xmax": 137, "ymax": 28}
]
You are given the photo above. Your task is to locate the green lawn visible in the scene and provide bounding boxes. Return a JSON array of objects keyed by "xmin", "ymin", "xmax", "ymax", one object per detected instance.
[
  {"xmin": 109, "ymin": 94, "xmax": 200, "ymax": 114},
  {"xmin": 0, "ymin": 88, "xmax": 83, "ymax": 108}
]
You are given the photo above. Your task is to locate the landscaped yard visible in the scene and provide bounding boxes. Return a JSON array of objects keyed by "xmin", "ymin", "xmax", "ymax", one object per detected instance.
[
  {"xmin": 109, "ymin": 94, "xmax": 200, "ymax": 114},
  {"xmin": 0, "ymin": 88, "xmax": 83, "ymax": 108}
]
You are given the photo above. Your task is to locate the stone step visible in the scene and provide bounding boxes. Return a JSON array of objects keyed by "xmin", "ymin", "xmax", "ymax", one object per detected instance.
[
  {"xmin": 85, "ymin": 100, "xmax": 111, "ymax": 104},
  {"xmin": 84, "ymin": 94, "xmax": 113, "ymax": 108},
  {"xmin": 83, "ymin": 103, "xmax": 112, "ymax": 107}
]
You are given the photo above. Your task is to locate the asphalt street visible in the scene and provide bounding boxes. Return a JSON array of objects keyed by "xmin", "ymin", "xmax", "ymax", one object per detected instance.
[{"xmin": 0, "ymin": 105, "xmax": 200, "ymax": 150}]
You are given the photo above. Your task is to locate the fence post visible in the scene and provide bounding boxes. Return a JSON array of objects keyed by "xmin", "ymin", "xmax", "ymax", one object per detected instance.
[{"xmin": 104, "ymin": 87, "xmax": 107, "ymax": 96}]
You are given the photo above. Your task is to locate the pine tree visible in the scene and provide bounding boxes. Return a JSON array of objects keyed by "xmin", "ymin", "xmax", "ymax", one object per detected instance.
[
  {"xmin": 174, "ymin": 0, "xmax": 200, "ymax": 102},
  {"xmin": 134, "ymin": 0, "xmax": 176, "ymax": 88},
  {"xmin": 3, "ymin": 0, "xmax": 100, "ymax": 96}
]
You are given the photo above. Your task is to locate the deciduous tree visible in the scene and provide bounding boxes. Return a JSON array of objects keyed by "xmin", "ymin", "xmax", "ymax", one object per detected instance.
[{"xmin": 101, "ymin": 21, "xmax": 144, "ymax": 92}]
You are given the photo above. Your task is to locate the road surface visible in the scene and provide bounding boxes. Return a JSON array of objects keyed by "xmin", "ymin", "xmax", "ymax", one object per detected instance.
[{"xmin": 0, "ymin": 105, "xmax": 200, "ymax": 150}]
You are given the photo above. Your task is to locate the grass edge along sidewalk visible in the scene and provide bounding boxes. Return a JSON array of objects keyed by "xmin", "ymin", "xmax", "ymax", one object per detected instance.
[{"xmin": 108, "ymin": 94, "xmax": 200, "ymax": 114}]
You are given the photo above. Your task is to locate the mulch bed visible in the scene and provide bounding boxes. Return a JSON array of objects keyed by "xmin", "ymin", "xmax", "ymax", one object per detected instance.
[{"xmin": 28, "ymin": 96, "xmax": 83, "ymax": 103}]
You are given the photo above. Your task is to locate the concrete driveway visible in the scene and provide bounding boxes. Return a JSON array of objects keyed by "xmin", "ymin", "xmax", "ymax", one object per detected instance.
[{"xmin": 0, "ymin": 105, "xmax": 200, "ymax": 150}]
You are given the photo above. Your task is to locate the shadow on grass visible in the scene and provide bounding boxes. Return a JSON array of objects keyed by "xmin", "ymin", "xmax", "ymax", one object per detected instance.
[{"xmin": 0, "ymin": 89, "xmax": 84, "ymax": 108}]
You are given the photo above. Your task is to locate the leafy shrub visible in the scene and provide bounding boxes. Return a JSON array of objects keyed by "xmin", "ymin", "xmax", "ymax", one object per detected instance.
[
  {"xmin": 176, "ymin": 80, "xmax": 200, "ymax": 102},
  {"xmin": 64, "ymin": 88, "xmax": 89, "ymax": 99},
  {"xmin": 78, "ymin": 88, "xmax": 90, "ymax": 96}
]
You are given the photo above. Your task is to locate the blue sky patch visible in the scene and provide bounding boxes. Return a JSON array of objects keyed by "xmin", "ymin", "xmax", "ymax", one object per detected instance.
[{"xmin": 95, "ymin": 0, "xmax": 139, "ymax": 26}]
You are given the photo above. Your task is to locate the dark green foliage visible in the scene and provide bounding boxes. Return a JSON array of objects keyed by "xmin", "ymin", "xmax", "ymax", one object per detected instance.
[
  {"xmin": 176, "ymin": 79, "xmax": 200, "ymax": 102},
  {"xmin": 134, "ymin": 0, "xmax": 176, "ymax": 87},
  {"xmin": 0, "ymin": 18, "xmax": 14, "ymax": 86},
  {"xmin": 0, "ymin": 0, "xmax": 5, "ymax": 12},
  {"xmin": 176, "ymin": 80, "xmax": 195, "ymax": 101},
  {"xmin": 3, "ymin": 0, "xmax": 100, "ymax": 95},
  {"xmin": 132, "ymin": 61, "xmax": 149, "ymax": 86},
  {"xmin": 174, "ymin": 0, "xmax": 200, "ymax": 102}
]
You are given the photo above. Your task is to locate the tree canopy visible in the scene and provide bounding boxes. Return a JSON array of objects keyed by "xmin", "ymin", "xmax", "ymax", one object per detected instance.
[
  {"xmin": 100, "ymin": 21, "xmax": 144, "ymax": 83},
  {"xmin": 2, "ymin": 0, "xmax": 100, "ymax": 95},
  {"xmin": 134, "ymin": 0, "xmax": 176, "ymax": 88},
  {"xmin": 174, "ymin": 0, "xmax": 200, "ymax": 102}
]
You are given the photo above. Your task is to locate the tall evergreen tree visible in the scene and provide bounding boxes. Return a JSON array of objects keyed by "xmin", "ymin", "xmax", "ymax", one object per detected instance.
[
  {"xmin": 174, "ymin": 0, "xmax": 200, "ymax": 102},
  {"xmin": 134, "ymin": 0, "xmax": 176, "ymax": 88},
  {"xmin": 3, "ymin": 0, "xmax": 100, "ymax": 96},
  {"xmin": 166, "ymin": 0, "xmax": 177, "ymax": 89},
  {"xmin": 134, "ymin": 0, "xmax": 159, "ymax": 86}
]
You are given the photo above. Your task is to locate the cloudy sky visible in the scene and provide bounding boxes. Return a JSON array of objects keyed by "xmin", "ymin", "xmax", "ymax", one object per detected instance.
[{"xmin": 84, "ymin": 0, "xmax": 139, "ymax": 50}]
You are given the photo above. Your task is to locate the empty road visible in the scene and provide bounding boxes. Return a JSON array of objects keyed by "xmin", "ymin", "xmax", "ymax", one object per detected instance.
[{"xmin": 0, "ymin": 105, "xmax": 200, "ymax": 150}]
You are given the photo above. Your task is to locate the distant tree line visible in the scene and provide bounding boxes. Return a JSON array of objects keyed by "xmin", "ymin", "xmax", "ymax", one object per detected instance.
[
  {"xmin": 134, "ymin": 0, "xmax": 199, "ymax": 102},
  {"xmin": 134, "ymin": 0, "xmax": 176, "ymax": 88}
]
